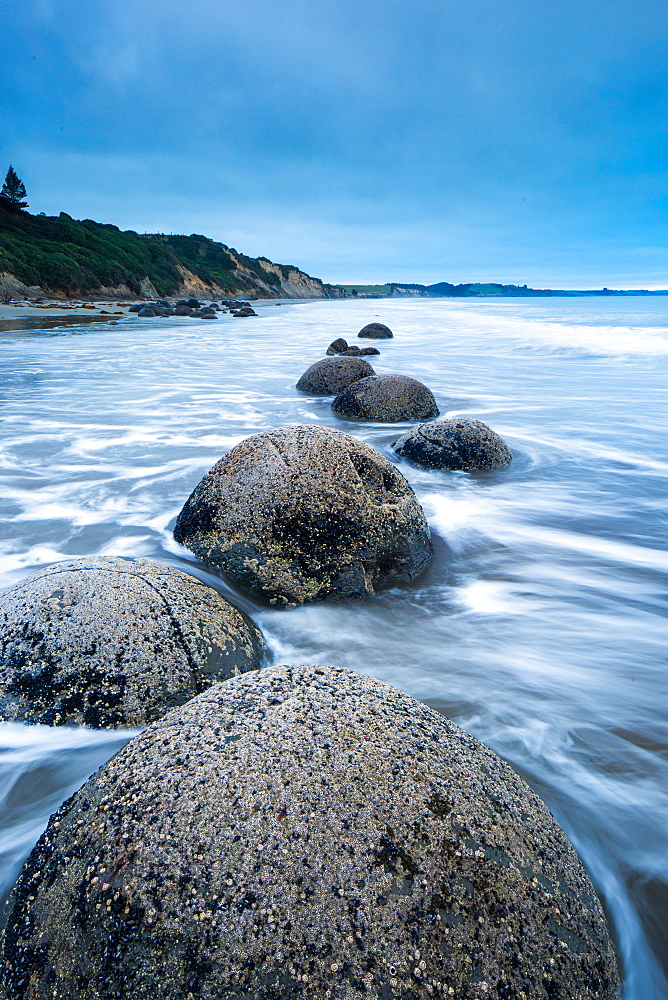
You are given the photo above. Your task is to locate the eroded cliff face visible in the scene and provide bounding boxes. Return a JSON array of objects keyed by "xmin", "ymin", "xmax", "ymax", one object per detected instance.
[
  {"xmin": 253, "ymin": 258, "xmax": 346, "ymax": 299},
  {"xmin": 0, "ymin": 206, "xmax": 348, "ymax": 301}
]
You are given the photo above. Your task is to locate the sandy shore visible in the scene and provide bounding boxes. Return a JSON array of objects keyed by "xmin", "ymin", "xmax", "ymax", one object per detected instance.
[
  {"xmin": 0, "ymin": 299, "xmax": 135, "ymax": 332},
  {"xmin": 0, "ymin": 295, "xmax": 316, "ymax": 333}
]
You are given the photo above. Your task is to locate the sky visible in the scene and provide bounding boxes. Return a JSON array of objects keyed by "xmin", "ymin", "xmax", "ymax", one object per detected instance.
[{"xmin": 1, "ymin": 0, "xmax": 667, "ymax": 288}]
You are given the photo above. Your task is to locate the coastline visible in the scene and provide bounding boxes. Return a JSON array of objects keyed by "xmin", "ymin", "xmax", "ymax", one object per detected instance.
[{"xmin": 0, "ymin": 295, "xmax": 309, "ymax": 333}]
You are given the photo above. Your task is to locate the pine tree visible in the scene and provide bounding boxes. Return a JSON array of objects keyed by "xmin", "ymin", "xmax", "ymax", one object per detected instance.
[{"xmin": 0, "ymin": 165, "xmax": 28, "ymax": 211}]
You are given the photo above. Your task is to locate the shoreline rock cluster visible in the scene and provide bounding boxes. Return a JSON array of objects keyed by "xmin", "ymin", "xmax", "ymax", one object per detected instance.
[
  {"xmin": 130, "ymin": 297, "xmax": 258, "ymax": 319},
  {"xmin": 0, "ymin": 315, "xmax": 621, "ymax": 997}
]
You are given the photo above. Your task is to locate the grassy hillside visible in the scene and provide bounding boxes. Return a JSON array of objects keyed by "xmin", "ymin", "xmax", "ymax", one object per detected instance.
[{"xmin": 0, "ymin": 206, "xmax": 327, "ymax": 297}]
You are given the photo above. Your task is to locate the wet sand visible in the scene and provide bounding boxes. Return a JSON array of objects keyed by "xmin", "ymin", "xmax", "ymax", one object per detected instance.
[{"xmin": 0, "ymin": 300, "xmax": 131, "ymax": 333}]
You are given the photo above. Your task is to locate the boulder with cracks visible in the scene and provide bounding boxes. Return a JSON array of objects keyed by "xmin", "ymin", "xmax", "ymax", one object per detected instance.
[
  {"xmin": 0, "ymin": 557, "xmax": 267, "ymax": 728},
  {"xmin": 173, "ymin": 425, "xmax": 432, "ymax": 606}
]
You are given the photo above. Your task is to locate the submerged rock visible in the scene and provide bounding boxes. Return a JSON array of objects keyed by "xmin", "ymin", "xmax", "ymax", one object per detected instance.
[
  {"xmin": 332, "ymin": 374, "xmax": 439, "ymax": 422},
  {"xmin": 173, "ymin": 424, "xmax": 432, "ymax": 606},
  {"xmin": 394, "ymin": 417, "xmax": 513, "ymax": 471},
  {"xmin": 0, "ymin": 556, "xmax": 267, "ymax": 728},
  {"xmin": 296, "ymin": 356, "xmax": 376, "ymax": 395},
  {"xmin": 1, "ymin": 664, "xmax": 620, "ymax": 1000},
  {"xmin": 358, "ymin": 322, "xmax": 393, "ymax": 339}
]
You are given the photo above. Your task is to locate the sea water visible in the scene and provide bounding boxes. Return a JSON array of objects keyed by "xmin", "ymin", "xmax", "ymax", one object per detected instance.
[{"xmin": 0, "ymin": 296, "xmax": 667, "ymax": 998}]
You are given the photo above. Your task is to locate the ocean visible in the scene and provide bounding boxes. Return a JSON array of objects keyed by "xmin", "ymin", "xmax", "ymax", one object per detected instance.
[{"xmin": 1, "ymin": 296, "xmax": 667, "ymax": 998}]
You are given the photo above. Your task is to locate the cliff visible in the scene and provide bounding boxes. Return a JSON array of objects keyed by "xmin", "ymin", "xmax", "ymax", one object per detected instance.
[{"xmin": 0, "ymin": 206, "xmax": 346, "ymax": 300}]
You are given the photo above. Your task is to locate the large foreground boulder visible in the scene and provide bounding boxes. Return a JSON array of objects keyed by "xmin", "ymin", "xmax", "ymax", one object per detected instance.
[
  {"xmin": 173, "ymin": 424, "xmax": 432, "ymax": 606},
  {"xmin": 358, "ymin": 322, "xmax": 393, "ymax": 339},
  {"xmin": 332, "ymin": 374, "xmax": 439, "ymax": 422},
  {"xmin": 394, "ymin": 417, "xmax": 513, "ymax": 471},
  {"xmin": 0, "ymin": 556, "xmax": 267, "ymax": 728},
  {"xmin": 1, "ymin": 665, "xmax": 620, "ymax": 1000},
  {"xmin": 296, "ymin": 356, "xmax": 376, "ymax": 395}
]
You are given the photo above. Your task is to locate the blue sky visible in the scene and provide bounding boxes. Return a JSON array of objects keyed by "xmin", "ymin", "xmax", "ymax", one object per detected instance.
[{"xmin": 1, "ymin": 0, "xmax": 667, "ymax": 287}]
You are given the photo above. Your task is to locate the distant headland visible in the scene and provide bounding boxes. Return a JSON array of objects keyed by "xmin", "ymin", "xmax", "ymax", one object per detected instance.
[
  {"xmin": 340, "ymin": 281, "xmax": 668, "ymax": 298},
  {"xmin": 0, "ymin": 205, "xmax": 347, "ymax": 302},
  {"xmin": 1, "ymin": 204, "xmax": 665, "ymax": 301}
]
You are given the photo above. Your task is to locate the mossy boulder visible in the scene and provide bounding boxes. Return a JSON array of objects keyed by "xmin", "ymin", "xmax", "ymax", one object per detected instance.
[
  {"xmin": 0, "ymin": 556, "xmax": 267, "ymax": 728},
  {"xmin": 394, "ymin": 417, "xmax": 512, "ymax": 471},
  {"xmin": 1, "ymin": 664, "xmax": 620, "ymax": 1000},
  {"xmin": 296, "ymin": 357, "xmax": 376, "ymax": 395},
  {"xmin": 173, "ymin": 424, "xmax": 432, "ymax": 606},
  {"xmin": 332, "ymin": 374, "xmax": 439, "ymax": 422}
]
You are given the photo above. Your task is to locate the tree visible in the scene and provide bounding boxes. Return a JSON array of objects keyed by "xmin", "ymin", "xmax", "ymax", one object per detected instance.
[{"xmin": 0, "ymin": 165, "xmax": 28, "ymax": 211}]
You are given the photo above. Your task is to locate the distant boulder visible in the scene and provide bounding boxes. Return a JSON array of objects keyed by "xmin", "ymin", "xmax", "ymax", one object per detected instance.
[
  {"xmin": 332, "ymin": 374, "xmax": 439, "ymax": 422},
  {"xmin": 186, "ymin": 298, "xmax": 201, "ymax": 308},
  {"xmin": 358, "ymin": 322, "xmax": 393, "ymax": 339},
  {"xmin": 137, "ymin": 307, "xmax": 156, "ymax": 317},
  {"xmin": 296, "ymin": 356, "xmax": 376, "ymax": 395},
  {"xmin": 326, "ymin": 337, "xmax": 349, "ymax": 355},
  {"xmin": 174, "ymin": 304, "xmax": 192, "ymax": 316},
  {"xmin": 394, "ymin": 417, "xmax": 513, "ymax": 471}
]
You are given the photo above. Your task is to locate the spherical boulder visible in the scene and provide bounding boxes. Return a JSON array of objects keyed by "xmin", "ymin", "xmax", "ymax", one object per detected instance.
[
  {"xmin": 326, "ymin": 337, "xmax": 349, "ymax": 355},
  {"xmin": 296, "ymin": 356, "xmax": 376, "ymax": 395},
  {"xmin": 332, "ymin": 374, "xmax": 439, "ymax": 422},
  {"xmin": 174, "ymin": 304, "xmax": 192, "ymax": 316},
  {"xmin": 136, "ymin": 307, "xmax": 156, "ymax": 318},
  {"xmin": 394, "ymin": 417, "xmax": 513, "ymax": 471},
  {"xmin": 0, "ymin": 556, "xmax": 267, "ymax": 729},
  {"xmin": 1, "ymin": 665, "xmax": 620, "ymax": 1000},
  {"xmin": 358, "ymin": 322, "xmax": 393, "ymax": 339},
  {"xmin": 173, "ymin": 424, "xmax": 432, "ymax": 606}
]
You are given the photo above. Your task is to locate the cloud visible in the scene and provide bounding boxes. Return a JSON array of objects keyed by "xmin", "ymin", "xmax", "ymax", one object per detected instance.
[{"xmin": 1, "ymin": 0, "xmax": 667, "ymax": 286}]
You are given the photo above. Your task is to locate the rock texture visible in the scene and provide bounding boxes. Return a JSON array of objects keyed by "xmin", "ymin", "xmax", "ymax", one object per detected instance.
[
  {"xmin": 296, "ymin": 357, "xmax": 376, "ymax": 395},
  {"xmin": 394, "ymin": 417, "xmax": 513, "ymax": 471},
  {"xmin": 1, "ymin": 664, "xmax": 620, "ymax": 1000},
  {"xmin": 332, "ymin": 375, "xmax": 439, "ymax": 422},
  {"xmin": 358, "ymin": 322, "xmax": 393, "ymax": 339},
  {"xmin": 0, "ymin": 557, "xmax": 267, "ymax": 728},
  {"xmin": 173, "ymin": 425, "xmax": 432, "ymax": 606},
  {"xmin": 326, "ymin": 338, "xmax": 349, "ymax": 355}
]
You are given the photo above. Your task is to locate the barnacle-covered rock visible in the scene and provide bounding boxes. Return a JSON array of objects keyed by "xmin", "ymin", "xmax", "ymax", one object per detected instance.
[{"xmin": 1, "ymin": 665, "xmax": 620, "ymax": 1000}]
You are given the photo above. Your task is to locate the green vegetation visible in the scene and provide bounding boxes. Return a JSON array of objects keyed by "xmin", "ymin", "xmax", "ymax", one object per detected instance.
[
  {"xmin": 0, "ymin": 207, "xmax": 308, "ymax": 297},
  {"xmin": 338, "ymin": 284, "xmax": 392, "ymax": 296},
  {"xmin": 0, "ymin": 166, "xmax": 28, "ymax": 211}
]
